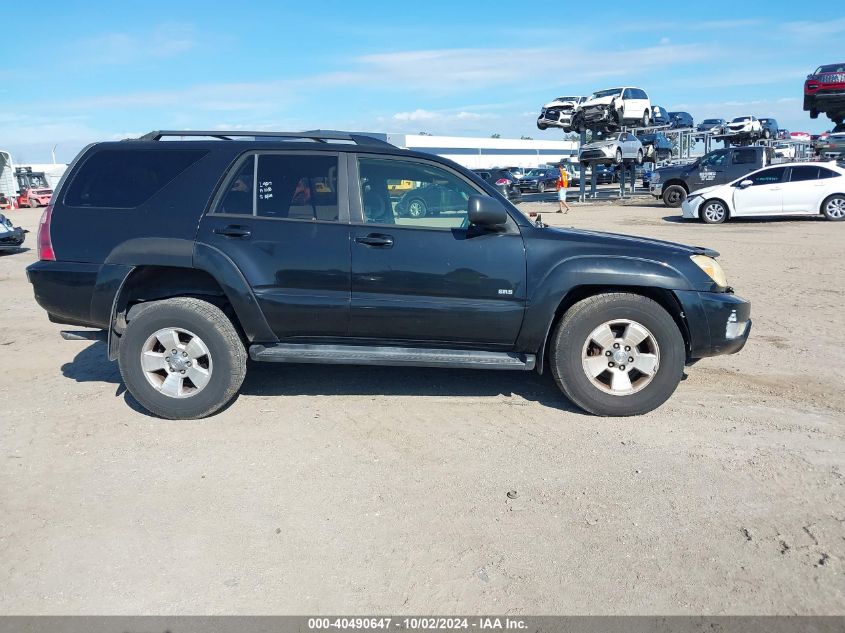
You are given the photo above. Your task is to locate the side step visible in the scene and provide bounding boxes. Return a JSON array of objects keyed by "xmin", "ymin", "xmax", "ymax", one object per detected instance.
[
  {"xmin": 250, "ymin": 343, "xmax": 535, "ymax": 371},
  {"xmin": 60, "ymin": 330, "xmax": 107, "ymax": 341}
]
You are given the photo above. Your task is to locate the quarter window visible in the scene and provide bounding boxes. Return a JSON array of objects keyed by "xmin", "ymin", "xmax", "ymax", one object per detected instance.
[
  {"xmin": 818, "ymin": 167, "xmax": 839, "ymax": 180},
  {"xmin": 65, "ymin": 149, "xmax": 206, "ymax": 208},
  {"xmin": 358, "ymin": 158, "xmax": 480, "ymax": 229}
]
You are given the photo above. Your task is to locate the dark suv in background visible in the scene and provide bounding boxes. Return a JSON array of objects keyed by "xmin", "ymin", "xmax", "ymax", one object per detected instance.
[
  {"xmin": 759, "ymin": 117, "xmax": 779, "ymax": 139},
  {"xmin": 27, "ymin": 130, "xmax": 750, "ymax": 419},
  {"xmin": 668, "ymin": 112, "xmax": 694, "ymax": 129},
  {"xmin": 518, "ymin": 167, "xmax": 560, "ymax": 193},
  {"xmin": 471, "ymin": 168, "xmax": 523, "ymax": 204}
]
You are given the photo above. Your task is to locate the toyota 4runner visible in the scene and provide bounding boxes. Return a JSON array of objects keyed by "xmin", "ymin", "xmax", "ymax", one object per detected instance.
[{"xmin": 28, "ymin": 130, "xmax": 751, "ymax": 419}]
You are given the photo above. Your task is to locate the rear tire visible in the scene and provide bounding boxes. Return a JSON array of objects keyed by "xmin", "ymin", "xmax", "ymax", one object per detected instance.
[
  {"xmin": 549, "ymin": 293, "xmax": 685, "ymax": 416},
  {"xmin": 406, "ymin": 198, "xmax": 427, "ymax": 218},
  {"xmin": 538, "ymin": 181, "xmax": 546, "ymax": 194},
  {"xmin": 822, "ymin": 194, "xmax": 845, "ymax": 221},
  {"xmin": 662, "ymin": 184, "xmax": 686, "ymax": 207},
  {"xmin": 642, "ymin": 111, "xmax": 650, "ymax": 127},
  {"xmin": 636, "ymin": 149, "xmax": 643, "ymax": 165},
  {"xmin": 118, "ymin": 297, "xmax": 247, "ymax": 419}
]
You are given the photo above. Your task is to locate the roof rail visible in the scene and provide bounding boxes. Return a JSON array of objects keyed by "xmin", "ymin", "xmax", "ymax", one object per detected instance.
[{"xmin": 135, "ymin": 130, "xmax": 394, "ymax": 147}]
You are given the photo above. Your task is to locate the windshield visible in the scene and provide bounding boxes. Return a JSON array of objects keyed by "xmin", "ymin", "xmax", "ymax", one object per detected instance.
[
  {"xmin": 525, "ymin": 169, "xmax": 544, "ymax": 177},
  {"xmin": 554, "ymin": 96, "xmax": 579, "ymax": 102},
  {"xmin": 590, "ymin": 88, "xmax": 622, "ymax": 99},
  {"xmin": 731, "ymin": 117, "xmax": 751, "ymax": 123},
  {"xmin": 35, "ymin": 189, "xmax": 53, "ymax": 195},
  {"xmin": 816, "ymin": 64, "xmax": 845, "ymax": 74},
  {"xmin": 702, "ymin": 119, "xmax": 721, "ymax": 124}
]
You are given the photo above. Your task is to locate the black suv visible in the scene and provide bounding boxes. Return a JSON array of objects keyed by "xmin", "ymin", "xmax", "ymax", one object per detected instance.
[
  {"xmin": 471, "ymin": 169, "xmax": 523, "ymax": 204},
  {"xmin": 28, "ymin": 130, "xmax": 751, "ymax": 419}
]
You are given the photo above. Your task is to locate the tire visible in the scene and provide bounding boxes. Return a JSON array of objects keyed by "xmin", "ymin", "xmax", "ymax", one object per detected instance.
[
  {"xmin": 406, "ymin": 198, "xmax": 427, "ymax": 218},
  {"xmin": 537, "ymin": 122, "xmax": 548, "ymax": 131},
  {"xmin": 549, "ymin": 293, "xmax": 685, "ymax": 417},
  {"xmin": 118, "ymin": 297, "xmax": 247, "ymax": 419},
  {"xmin": 642, "ymin": 111, "xmax": 650, "ymax": 127},
  {"xmin": 614, "ymin": 148, "xmax": 623, "ymax": 165},
  {"xmin": 700, "ymin": 199, "xmax": 728, "ymax": 224},
  {"xmin": 29, "ymin": 200, "xmax": 38, "ymax": 208},
  {"xmin": 636, "ymin": 149, "xmax": 643, "ymax": 165},
  {"xmin": 662, "ymin": 184, "xmax": 686, "ymax": 207},
  {"xmin": 763, "ymin": 129, "xmax": 771, "ymax": 139},
  {"xmin": 810, "ymin": 109, "xmax": 819, "ymax": 120},
  {"xmin": 821, "ymin": 194, "xmax": 845, "ymax": 221},
  {"xmin": 538, "ymin": 181, "xmax": 546, "ymax": 194}
]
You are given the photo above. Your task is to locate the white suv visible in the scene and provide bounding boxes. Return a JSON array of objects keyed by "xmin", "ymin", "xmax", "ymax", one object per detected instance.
[
  {"xmin": 573, "ymin": 87, "xmax": 652, "ymax": 131},
  {"xmin": 578, "ymin": 131, "xmax": 644, "ymax": 165},
  {"xmin": 725, "ymin": 116, "xmax": 762, "ymax": 137},
  {"xmin": 537, "ymin": 96, "xmax": 586, "ymax": 131}
]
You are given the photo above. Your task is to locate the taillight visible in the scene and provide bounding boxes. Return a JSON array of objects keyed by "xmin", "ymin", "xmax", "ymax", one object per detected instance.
[
  {"xmin": 37, "ymin": 204, "xmax": 55, "ymax": 261},
  {"xmin": 495, "ymin": 178, "xmax": 510, "ymax": 186}
]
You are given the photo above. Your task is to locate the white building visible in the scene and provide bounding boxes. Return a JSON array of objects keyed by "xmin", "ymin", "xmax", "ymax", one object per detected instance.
[
  {"xmin": 383, "ymin": 133, "xmax": 578, "ymax": 170},
  {"xmin": 0, "ymin": 151, "xmax": 14, "ymax": 199}
]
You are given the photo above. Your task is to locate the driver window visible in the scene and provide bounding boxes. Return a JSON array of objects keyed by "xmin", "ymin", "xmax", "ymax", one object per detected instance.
[
  {"xmin": 700, "ymin": 151, "xmax": 728, "ymax": 168},
  {"xmin": 357, "ymin": 158, "xmax": 479, "ymax": 229}
]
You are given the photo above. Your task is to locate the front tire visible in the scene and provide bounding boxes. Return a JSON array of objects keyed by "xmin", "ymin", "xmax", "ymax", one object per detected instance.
[
  {"xmin": 636, "ymin": 149, "xmax": 643, "ymax": 165},
  {"xmin": 662, "ymin": 184, "xmax": 686, "ymax": 207},
  {"xmin": 549, "ymin": 293, "xmax": 685, "ymax": 416},
  {"xmin": 822, "ymin": 194, "xmax": 845, "ymax": 221},
  {"xmin": 614, "ymin": 148, "xmax": 623, "ymax": 165},
  {"xmin": 700, "ymin": 199, "xmax": 728, "ymax": 224},
  {"xmin": 118, "ymin": 297, "xmax": 247, "ymax": 419},
  {"xmin": 538, "ymin": 181, "xmax": 546, "ymax": 194},
  {"xmin": 29, "ymin": 200, "xmax": 38, "ymax": 208},
  {"xmin": 537, "ymin": 122, "xmax": 548, "ymax": 131},
  {"xmin": 642, "ymin": 111, "xmax": 650, "ymax": 127}
]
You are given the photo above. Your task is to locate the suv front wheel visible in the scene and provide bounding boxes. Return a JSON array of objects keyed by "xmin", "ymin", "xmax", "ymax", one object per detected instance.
[
  {"xmin": 549, "ymin": 293, "xmax": 685, "ymax": 416},
  {"xmin": 118, "ymin": 297, "xmax": 247, "ymax": 419}
]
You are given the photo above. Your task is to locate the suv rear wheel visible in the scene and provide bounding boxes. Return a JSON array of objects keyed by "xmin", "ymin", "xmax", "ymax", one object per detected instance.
[
  {"xmin": 118, "ymin": 297, "xmax": 247, "ymax": 419},
  {"xmin": 549, "ymin": 293, "xmax": 685, "ymax": 416}
]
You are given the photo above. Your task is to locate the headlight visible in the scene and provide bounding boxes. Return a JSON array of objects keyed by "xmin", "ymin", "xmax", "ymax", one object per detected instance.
[
  {"xmin": 651, "ymin": 173, "xmax": 661, "ymax": 183},
  {"xmin": 691, "ymin": 255, "xmax": 728, "ymax": 287}
]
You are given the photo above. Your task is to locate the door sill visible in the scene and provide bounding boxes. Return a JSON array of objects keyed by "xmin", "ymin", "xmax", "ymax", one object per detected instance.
[{"xmin": 250, "ymin": 343, "xmax": 535, "ymax": 371}]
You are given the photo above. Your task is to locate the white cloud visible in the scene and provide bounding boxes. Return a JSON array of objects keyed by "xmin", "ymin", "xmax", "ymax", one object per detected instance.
[
  {"xmin": 393, "ymin": 109, "xmax": 438, "ymax": 122},
  {"xmin": 73, "ymin": 23, "xmax": 197, "ymax": 65}
]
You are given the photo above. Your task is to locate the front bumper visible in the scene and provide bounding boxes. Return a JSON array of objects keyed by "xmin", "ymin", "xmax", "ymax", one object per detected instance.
[
  {"xmin": 579, "ymin": 147, "xmax": 614, "ymax": 162},
  {"xmin": 675, "ymin": 290, "xmax": 752, "ymax": 359},
  {"xmin": 681, "ymin": 195, "xmax": 704, "ymax": 219},
  {"xmin": 0, "ymin": 227, "xmax": 26, "ymax": 249},
  {"xmin": 650, "ymin": 182, "xmax": 663, "ymax": 197}
]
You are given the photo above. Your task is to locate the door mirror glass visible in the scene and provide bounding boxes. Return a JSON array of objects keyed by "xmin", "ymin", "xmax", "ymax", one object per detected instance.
[{"xmin": 467, "ymin": 195, "xmax": 508, "ymax": 227}]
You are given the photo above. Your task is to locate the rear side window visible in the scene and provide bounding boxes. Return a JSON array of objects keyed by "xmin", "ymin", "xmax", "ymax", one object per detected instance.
[
  {"xmin": 732, "ymin": 149, "xmax": 757, "ymax": 165},
  {"xmin": 818, "ymin": 167, "xmax": 839, "ymax": 179},
  {"xmin": 789, "ymin": 166, "xmax": 820, "ymax": 182},
  {"xmin": 64, "ymin": 149, "xmax": 206, "ymax": 208},
  {"xmin": 216, "ymin": 153, "xmax": 339, "ymax": 221}
]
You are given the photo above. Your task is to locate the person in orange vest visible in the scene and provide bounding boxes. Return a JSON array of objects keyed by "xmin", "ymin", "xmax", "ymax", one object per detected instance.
[{"xmin": 557, "ymin": 166, "xmax": 571, "ymax": 214}]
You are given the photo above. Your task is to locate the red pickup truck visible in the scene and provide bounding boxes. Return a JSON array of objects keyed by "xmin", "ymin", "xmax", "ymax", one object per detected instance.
[{"xmin": 805, "ymin": 63, "xmax": 845, "ymax": 123}]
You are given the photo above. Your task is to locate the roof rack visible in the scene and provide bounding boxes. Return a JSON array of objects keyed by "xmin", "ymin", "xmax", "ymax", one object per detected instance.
[{"xmin": 135, "ymin": 129, "xmax": 394, "ymax": 147}]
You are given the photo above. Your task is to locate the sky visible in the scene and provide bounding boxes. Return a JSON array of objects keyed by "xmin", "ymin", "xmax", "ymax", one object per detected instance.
[{"xmin": 2, "ymin": 0, "xmax": 843, "ymax": 163}]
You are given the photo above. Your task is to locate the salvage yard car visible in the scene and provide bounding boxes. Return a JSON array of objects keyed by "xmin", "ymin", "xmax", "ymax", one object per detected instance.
[
  {"xmin": 804, "ymin": 62, "xmax": 845, "ymax": 120},
  {"xmin": 0, "ymin": 213, "xmax": 26, "ymax": 251},
  {"xmin": 697, "ymin": 118, "xmax": 726, "ymax": 134},
  {"xmin": 725, "ymin": 116, "xmax": 762, "ymax": 139},
  {"xmin": 537, "ymin": 96, "xmax": 585, "ymax": 131},
  {"xmin": 578, "ymin": 131, "xmax": 643, "ymax": 165},
  {"xmin": 27, "ymin": 130, "xmax": 750, "ymax": 419},
  {"xmin": 518, "ymin": 168, "xmax": 561, "ymax": 194},
  {"xmin": 572, "ymin": 87, "xmax": 651, "ymax": 131},
  {"xmin": 682, "ymin": 162, "xmax": 845, "ymax": 223}
]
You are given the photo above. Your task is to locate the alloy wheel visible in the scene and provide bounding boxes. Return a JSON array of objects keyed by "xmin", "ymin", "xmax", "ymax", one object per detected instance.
[
  {"xmin": 581, "ymin": 319, "xmax": 660, "ymax": 396},
  {"xmin": 140, "ymin": 327, "xmax": 213, "ymax": 398}
]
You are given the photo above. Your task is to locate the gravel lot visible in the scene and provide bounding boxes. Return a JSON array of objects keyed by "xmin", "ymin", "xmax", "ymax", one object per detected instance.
[{"xmin": 1, "ymin": 199, "xmax": 843, "ymax": 614}]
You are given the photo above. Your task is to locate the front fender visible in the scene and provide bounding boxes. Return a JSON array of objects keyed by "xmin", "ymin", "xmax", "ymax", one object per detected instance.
[{"xmin": 516, "ymin": 254, "xmax": 693, "ymax": 355}]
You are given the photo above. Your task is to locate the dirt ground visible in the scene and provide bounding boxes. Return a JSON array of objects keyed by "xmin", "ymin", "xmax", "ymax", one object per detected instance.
[{"xmin": 1, "ymin": 199, "xmax": 843, "ymax": 615}]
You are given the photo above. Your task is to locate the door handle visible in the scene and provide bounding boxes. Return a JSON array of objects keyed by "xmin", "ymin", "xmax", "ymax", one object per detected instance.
[
  {"xmin": 214, "ymin": 225, "xmax": 251, "ymax": 239},
  {"xmin": 355, "ymin": 234, "xmax": 394, "ymax": 248}
]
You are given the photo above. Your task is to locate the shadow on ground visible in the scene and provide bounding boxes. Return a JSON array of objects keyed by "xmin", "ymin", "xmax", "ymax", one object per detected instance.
[{"xmin": 60, "ymin": 341, "xmax": 581, "ymax": 415}]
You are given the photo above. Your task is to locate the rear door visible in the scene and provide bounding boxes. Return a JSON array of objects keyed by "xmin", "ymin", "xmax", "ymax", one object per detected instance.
[
  {"xmin": 197, "ymin": 151, "xmax": 351, "ymax": 339},
  {"xmin": 732, "ymin": 166, "xmax": 787, "ymax": 216},
  {"xmin": 348, "ymin": 154, "xmax": 527, "ymax": 347},
  {"xmin": 782, "ymin": 165, "xmax": 830, "ymax": 213}
]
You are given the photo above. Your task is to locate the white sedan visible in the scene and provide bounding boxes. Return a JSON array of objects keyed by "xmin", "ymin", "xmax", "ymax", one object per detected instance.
[{"xmin": 681, "ymin": 161, "xmax": 845, "ymax": 223}]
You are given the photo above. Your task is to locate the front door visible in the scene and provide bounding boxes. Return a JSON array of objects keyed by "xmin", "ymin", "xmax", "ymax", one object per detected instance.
[
  {"xmin": 197, "ymin": 151, "xmax": 351, "ymax": 339},
  {"xmin": 732, "ymin": 166, "xmax": 787, "ymax": 216},
  {"xmin": 688, "ymin": 149, "xmax": 730, "ymax": 190},
  {"xmin": 348, "ymin": 155, "xmax": 527, "ymax": 347}
]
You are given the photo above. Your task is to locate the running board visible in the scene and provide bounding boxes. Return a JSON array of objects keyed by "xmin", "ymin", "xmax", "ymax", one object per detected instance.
[
  {"xmin": 60, "ymin": 329, "xmax": 107, "ymax": 341},
  {"xmin": 249, "ymin": 343, "xmax": 535, "ymax": 371}
]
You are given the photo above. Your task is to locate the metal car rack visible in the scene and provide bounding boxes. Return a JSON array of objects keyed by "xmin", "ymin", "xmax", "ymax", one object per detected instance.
[{"xmin": 135, "ymin": 130, "xmax": 395, "ymax": 147}]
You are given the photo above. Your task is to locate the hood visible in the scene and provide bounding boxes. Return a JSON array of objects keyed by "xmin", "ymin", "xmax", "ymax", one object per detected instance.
[
  {"xmin": 687, "ymin": 184, "xmax": 721, "ymax": 197},
  {"xmin": 583, "ymin": 95, "xmax": 616, "ymax": 107},
  {"xmin": 582, "ymin": 138, "xmax": 618, "ymax": 150},
  {"xmin": 544, "ymin": 225, "xmax": 718, "ymax": 257},
  {"xmin": 543, "ymin": 98, "xmax": 579, "ymax": 108}
]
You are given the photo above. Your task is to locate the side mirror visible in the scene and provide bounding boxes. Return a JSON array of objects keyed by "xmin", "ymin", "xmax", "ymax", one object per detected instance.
[
  {"xmin": 739, "ymin": 179, "xmax": 753, "ymax": 188},
  {"xmin": 467, "ymin": 195, "xmax": 508, "ymax": 227}
]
